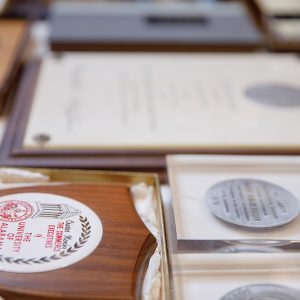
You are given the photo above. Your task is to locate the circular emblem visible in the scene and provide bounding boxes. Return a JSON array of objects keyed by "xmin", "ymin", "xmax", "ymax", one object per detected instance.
[
  {"xmin": 0, "ymin": 193, "xmax": 102, "ymax": 273},
  {"xmin": 0, "ymin": 200, "xmax": 34, "ymax": 222},
  {"xmin": 205, "ymin": 178, "xmax": 300, "ymax": 229},
  {"xmin": 221, "ymin": 284, "xmax": 300, "ymax": 300}
]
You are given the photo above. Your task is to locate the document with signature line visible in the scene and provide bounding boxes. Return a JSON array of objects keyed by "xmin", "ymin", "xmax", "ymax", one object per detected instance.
[{"xmin": 23, "ymin": 53, "xmax": 300, "ymax": 151}]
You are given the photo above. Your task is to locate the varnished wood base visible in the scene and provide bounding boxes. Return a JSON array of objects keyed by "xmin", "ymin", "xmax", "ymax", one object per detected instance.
[{"xmin": 0, "ymin": 184, "xmax": 155, "ymax": 299}]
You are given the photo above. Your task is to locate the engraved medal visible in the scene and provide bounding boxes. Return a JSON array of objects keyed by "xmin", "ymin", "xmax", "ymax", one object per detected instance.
[
  {"xmin": 221, "ymin": 284, "xmax": 300, "ymax": 300},
  {"xmin": 205, "ymin": 179, "xmax": 300, "ymax": 229}
]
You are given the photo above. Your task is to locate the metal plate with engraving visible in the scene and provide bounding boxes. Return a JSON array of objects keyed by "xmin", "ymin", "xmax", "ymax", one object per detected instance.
[
  {"xmin": 221, "ymin": 284, "xmax": 300, "ymax": 300},
  {"xmin": 205, "ymin": 178, "xmax": 300, "ymax": 229}
]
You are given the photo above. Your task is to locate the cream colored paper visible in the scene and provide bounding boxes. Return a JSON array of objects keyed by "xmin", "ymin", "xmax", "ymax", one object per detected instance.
[
  {"xmin": 256, "ymin": 0, "xmax": 300, "ymax": 15},
  {"xmin": 24, "ymin": 53, "xmax": 300, "ymax": 150},
  {"xmin": 271, "ymin": 19, "xmax": 300, "ymax": 40},
  {"xmin": 167, "ymin": 155, "xmax": 300, "ymax": 241}
]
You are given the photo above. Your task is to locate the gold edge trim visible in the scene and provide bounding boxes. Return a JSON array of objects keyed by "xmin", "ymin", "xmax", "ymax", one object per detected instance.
[{"xmin": 19, "ymin": 167, "xmax": 156, "ymax": 186}]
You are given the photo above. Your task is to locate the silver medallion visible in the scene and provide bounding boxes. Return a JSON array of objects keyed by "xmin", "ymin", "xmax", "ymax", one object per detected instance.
[
  {"xmin": 205, "ymin": 179, "xmax": 300, "ymax": 229},
  {"xmin": 221, "ymin": 284, "xmax": 300, "ymax": 300}
]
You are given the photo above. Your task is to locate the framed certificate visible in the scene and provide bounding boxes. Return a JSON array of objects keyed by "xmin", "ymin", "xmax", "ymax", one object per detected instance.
[{"xmin": 2, "ymin": 53, "xmax": 300, "ymax": 171}]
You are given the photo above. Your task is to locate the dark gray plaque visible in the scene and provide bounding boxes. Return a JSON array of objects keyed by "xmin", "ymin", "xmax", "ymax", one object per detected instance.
[{"xmin": 50, "ymin": 2, "xmax": 262, "ymax": 50}]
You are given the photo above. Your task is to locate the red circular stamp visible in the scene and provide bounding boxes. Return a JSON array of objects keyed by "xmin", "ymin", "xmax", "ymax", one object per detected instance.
[{"xmin": 0, "ymin": 200, "xmax": 34, "ymax": 222}]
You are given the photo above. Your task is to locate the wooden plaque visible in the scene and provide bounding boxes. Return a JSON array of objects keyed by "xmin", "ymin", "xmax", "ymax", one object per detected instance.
[
  {"xmin": 0, "ymin": 183, "xmax": 155, "ymax": 299},
  {"xmin": 0, "ymin": 19, "xmax": 28, "ymax": 113}
]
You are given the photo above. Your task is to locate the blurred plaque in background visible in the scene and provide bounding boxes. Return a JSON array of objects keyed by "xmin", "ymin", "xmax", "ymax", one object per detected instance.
[
  {"xmin": 0, "ymin": 19, "xmax": 28, "ymax": 114},
  {"xmin": 3, "ymin": 0, "xmax": 50, "ymax": 19},
  {"xmin": 1, "ymin": 53, "xmax": 300, "ymax": 172},
  {"xmin": 253, "ymin": 0, "xmax": 300, "ymax": 50},
  {"xmin": 49, "ymin": 1, "xmax": 262, "ymax": 52},
  {"xmin": 254, "ymin": 0, "xmax": 300, "ymax": 16}
]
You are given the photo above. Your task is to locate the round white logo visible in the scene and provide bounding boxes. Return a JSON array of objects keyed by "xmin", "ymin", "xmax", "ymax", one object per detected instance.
[{"xmin": 0, "ymin": 193, "xmax": 103, "ymax": 273}]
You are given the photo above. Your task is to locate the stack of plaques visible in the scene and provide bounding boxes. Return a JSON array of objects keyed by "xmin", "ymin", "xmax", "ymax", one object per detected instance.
[{"xmin": 252, "ymin": 0, "xmax": 300, "ymax": 50}]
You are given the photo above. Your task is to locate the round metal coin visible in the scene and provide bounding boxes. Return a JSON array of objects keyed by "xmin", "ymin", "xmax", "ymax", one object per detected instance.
[
  {"xmin": 205, "ymin": 178, "xmax": 300, "ymax": 229},
  {"xmin": 220, "ymin": 284, "xmax": 300, "ymax": 300}
]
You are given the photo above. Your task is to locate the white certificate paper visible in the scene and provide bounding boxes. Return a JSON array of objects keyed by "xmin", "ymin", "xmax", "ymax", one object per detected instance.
[
  {"xmin": 256, "ymin": 0, "xmax": 300, "ymax": 15},
  {"xmin": 271, "ymin": 19, "xmax": 300, "ymax": 40},
  {"xmin": 23, "ymin": 53, "xmax": 300, "ymax": 150}
]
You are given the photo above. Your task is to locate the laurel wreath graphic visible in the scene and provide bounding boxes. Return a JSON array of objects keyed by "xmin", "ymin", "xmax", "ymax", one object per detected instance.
[{"xmin": 0, "ymin": 215, "xmax": 91, "ymax": 265}]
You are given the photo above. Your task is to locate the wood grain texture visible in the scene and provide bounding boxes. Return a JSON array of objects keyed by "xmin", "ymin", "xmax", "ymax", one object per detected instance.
[
  {"xmin": 0, "ymin": 183, "xmax": 155, "ymax": 299},
  {"xmin": 0, "ymin": 19, "xmax": 28, "ymax": 95}
]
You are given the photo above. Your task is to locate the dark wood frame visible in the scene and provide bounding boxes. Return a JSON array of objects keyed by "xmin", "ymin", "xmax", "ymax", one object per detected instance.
[{"xmin": 51, "ymin": 42, "xmax": 263, "ymax": 53}]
